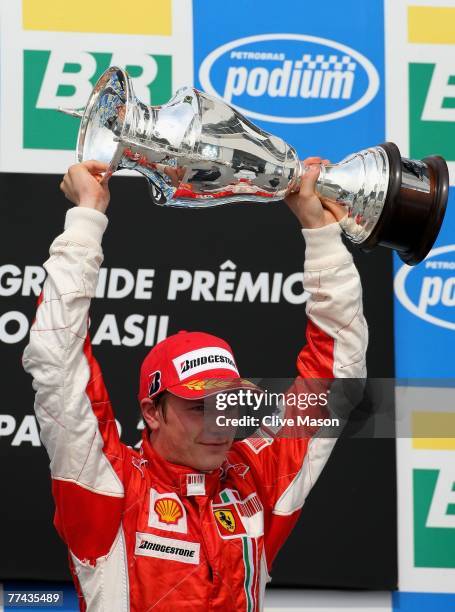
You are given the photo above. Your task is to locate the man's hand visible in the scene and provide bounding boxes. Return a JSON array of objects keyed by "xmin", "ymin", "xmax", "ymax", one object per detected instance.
[
  {"xmin": 284, "ymin": 156, "xmax": 345, "ymax": 229},
  {"xmin": 60, "ymin": 160, "xmax": 111, "ymax": 213}
]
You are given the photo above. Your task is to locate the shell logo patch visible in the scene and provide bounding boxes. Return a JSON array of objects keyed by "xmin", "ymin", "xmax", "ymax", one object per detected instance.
[
  {"xmin": 154, "ymin": 498, "xmax": 183, "ymax": 525},
  {"xmin": 148, "ymin": 489, "xmax": 187, "ymax": 533},
  {"xmin": 214, "ymin": 509, "xmax": 236, "ymax": 533}
]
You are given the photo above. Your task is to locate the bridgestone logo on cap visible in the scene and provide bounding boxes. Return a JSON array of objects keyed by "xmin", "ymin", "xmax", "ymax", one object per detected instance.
[
  {"xmin": 135, "ymin": 532, "xmax": 200, "ymax": 565},
  {"xmin": 173, "ymin": 347, "xmax": 239, "ymax": 381},
  {"xmin": 181, "ymin": 354, "xmax": 236, "ymax": 374}
]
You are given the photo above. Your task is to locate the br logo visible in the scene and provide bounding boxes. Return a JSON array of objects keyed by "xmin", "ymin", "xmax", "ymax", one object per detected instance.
[
  {"xmin": 23, "ymin": 51, "xmax": 172, "ymax": 150},
  {"xmin": 414, "ymin": 467, "xmax": 455, "ymax": 568},
  {"xmin": 409, "ymin": 59, "xmax": 455, "ymax": 163},
  {"xmin": 407, "ymin": 7, "xmax": 455, "ymax": 164}
]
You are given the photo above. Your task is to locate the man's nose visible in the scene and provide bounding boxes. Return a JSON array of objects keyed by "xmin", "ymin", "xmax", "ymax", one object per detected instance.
[{"xmin": 204, "ymin": 409, "xmax": 234, "ymax": 439}]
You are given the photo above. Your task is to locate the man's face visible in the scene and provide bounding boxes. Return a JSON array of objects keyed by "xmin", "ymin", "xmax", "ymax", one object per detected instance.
[{"xmin": 142, "ymin": 393, "xmax": 237, "ymax": 473}]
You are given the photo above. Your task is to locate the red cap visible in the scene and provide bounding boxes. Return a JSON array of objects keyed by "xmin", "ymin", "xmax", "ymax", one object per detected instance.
[{"xmin": 138, "ymin": 330, "xmax": 256, "ymax": 401}]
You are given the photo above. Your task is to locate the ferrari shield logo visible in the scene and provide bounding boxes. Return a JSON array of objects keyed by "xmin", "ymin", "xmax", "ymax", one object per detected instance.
[{"xmin": 214, "ymin": 509, "xmax": 236, "ymax": 533}]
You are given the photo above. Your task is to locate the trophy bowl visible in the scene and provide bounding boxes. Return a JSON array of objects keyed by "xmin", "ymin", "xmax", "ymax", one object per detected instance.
[{"xmin": 61, "ymin": 66, "xmax": 449, "ymax": 265}]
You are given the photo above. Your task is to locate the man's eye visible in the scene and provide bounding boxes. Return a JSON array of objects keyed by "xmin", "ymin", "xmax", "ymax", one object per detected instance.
[{"xmin": 191, "ymin": 405, "xmax": 205, "ymax": 412}]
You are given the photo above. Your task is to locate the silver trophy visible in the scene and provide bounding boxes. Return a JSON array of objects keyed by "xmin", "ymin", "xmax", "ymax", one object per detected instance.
[{"xmin": 61, "ymin": 66, "xmax": 448, "ymax": 265}]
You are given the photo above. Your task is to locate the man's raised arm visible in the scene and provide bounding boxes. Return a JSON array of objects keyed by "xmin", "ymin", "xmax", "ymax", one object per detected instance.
[
  {"xmin": 285, "ymin": 155, "xmax": 368, "ymax": 380},
  {"xmin": 22, "ymin": 163, "xmax": 127, "ymax": 567},
  {"xmin": 234, "ymin": 158, "xmax": 368, "ymax": 570}
]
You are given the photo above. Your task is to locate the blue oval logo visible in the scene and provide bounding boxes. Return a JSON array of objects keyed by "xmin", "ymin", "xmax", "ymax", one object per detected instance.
[
  {"xmin": 394, "ymin": 245, "xmax": 455, "ymax": 330},
  {"xmin": 199, "ymin": 34, "xmax": 379, "ymax": 124}
]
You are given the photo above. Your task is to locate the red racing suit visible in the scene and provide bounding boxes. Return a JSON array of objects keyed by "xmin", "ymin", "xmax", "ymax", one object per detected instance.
[{"xmin": 23, "ymin": 207, "xmax": 367, "ymax": 611}]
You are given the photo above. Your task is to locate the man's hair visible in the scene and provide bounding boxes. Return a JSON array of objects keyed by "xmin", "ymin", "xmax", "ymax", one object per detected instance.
[
  {"xmin": 155, "ymin": 392, "xmax": 169, "ymax": 423},
  {"xmin": 141, "ymin": 391, "xmax": 169, "ymax": 435}
]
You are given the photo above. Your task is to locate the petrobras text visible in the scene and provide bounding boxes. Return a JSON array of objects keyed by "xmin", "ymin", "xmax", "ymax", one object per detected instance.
[
  {"xmin": 394, "ymin": 245, "xmax": 455, "ymax": 330},
  {"xmin": 199, "ymin": 34, "xmax": 379, "ymax": 123}
]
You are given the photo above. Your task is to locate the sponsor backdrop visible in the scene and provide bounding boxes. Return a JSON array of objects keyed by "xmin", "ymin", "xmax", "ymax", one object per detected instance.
[
  {"xmin": 386, "ymin": 0, "xmax": 455, "ymax": 608},
  {"xmin": 0, "ymin": 0, "xmax": 397, "ymax": 594},
  {"xmin": 0, "ymin": 0, "xmax": 451, "ymax": 608}
]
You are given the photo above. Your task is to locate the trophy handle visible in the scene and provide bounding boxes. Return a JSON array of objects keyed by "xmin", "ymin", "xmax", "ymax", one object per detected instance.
[{"xmin": 58, "ymin": 107, "xmax": 84, "ymax": 119}]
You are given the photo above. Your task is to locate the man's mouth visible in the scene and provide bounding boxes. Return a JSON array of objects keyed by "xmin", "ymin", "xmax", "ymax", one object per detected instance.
[{"xmin": 199, "ymin": 441, "xmax": 229, "ymax": 447}]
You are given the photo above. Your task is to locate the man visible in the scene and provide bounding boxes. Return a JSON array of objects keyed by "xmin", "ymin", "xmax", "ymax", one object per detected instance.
[{"xmin": 23, "ymin": 158, "xmax": 367, "ymax": 611}]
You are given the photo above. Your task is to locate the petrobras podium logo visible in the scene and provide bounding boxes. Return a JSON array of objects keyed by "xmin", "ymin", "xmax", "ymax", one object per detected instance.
[
  {"xmin": 394, "ymin": 245, "xmax": 455, "ymax": 330},
  {"xmin": 198, "ymin": 34, "xmax": 379, "ymax": 124}
]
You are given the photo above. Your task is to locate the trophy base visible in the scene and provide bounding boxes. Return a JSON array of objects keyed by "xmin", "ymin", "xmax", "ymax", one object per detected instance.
[{"xmin": 361, "ymin": 142, "xmax": 449, "ymax": 265}]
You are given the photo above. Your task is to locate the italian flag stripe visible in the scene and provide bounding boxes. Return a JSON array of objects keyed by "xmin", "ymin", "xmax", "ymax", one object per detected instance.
[
  {"xmin": 242, "ymin": 536, "xmax": 254, "ymax": 612},
  {"xmin": 221, "ymin": 491, "xmax": 230, "ymax": 503}
]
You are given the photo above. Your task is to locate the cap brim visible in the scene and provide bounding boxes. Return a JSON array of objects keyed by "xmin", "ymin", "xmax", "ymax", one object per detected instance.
[{"xmin": 167, "ymin": 377, "xmax": 262, "ymax": 400}]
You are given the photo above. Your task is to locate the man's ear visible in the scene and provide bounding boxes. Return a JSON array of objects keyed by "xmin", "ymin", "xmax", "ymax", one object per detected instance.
[{"xmin": 140, "ymin": 397, "xmax": 161, "ymax": 432}]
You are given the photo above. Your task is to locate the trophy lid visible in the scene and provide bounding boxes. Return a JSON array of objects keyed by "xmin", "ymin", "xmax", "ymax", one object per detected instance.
[{"xmin": 77, "ymin": 66, "xmax": 132, "ymax": 172}]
